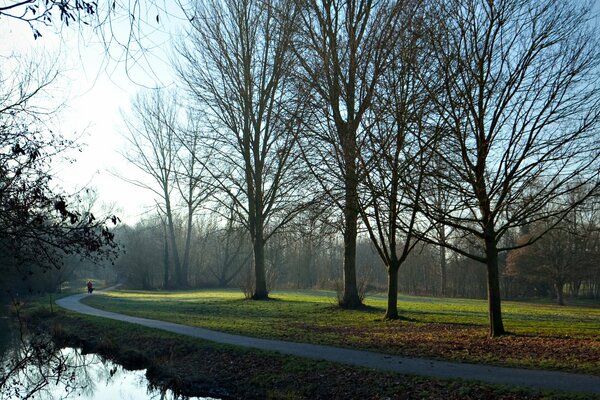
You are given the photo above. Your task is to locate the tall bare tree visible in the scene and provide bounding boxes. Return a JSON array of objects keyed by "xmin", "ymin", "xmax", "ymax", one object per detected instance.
[
  {"xmin": 357, "ymin": 0, "xmax": 433, "ymax": 319},
  {"xmin": 177, "ymin": 0, "xmax": 308, "ymax": 299},
  {"xmin": 121, "ymin": 88, "xmax": 184, "ymax": 287},
  {"xmin": 418, "ymin": 0, "xmax": 600, "ymax": 336},
  {"xmin": 294, "ymin": 0, "xmax": 403, "ymax": 308},
  {"xmin": 174, "ymin": 114, "xmax": 214, "ymax": 286}
]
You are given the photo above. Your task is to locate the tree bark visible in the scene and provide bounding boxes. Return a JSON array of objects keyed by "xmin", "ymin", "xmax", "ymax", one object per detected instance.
[
  {"xmin": 164, "ymin": 196, "xmax": 183, "ymax": 288},
  {"xmin": 440, "ymin": 243, "xmax": 447, "ymax": 297},
  {"xmin": 384, "ymin": 265, "xmax": 399, "ymax": 320},
  {"xmin": 485, "ymin": 238, "xmax": 506, "ymax": 337},
  {"xmin": 342, "ymin": 219, "xmax": 360, "ymax": 307},
  {"xmin": 340, "ymin": 122, "xmax": 362, "ymax": 308},
  {"xmin": 252, "ymin": 236, "xmax": 268, "ymax": 300},
  {"xmin": 181, "ymin": 208, "xmax": 193, "ymax": 288},
  {"xmin": 162, "ymin": 219, "xmax": 170, "ymax": 289},
  {"xmin": 341, "ymin": 171, "xmax": 361, "ymax": 308},
  {"xmin": 571, "ymin": 280, "xmax": 581, "ymax": 298}
]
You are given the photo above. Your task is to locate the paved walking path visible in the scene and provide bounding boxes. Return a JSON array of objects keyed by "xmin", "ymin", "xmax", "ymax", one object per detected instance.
[{"xmin": 56, "ymin": 286, "xmax": 600, "ymax": 396}]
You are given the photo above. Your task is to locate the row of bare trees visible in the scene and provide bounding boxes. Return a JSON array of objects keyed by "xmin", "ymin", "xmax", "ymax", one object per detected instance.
[
  {"xmin": 120, "ymin": 0, "xmax": 600, "ymax": 337},
  {"xmin": 121, "ymin": 90, "xmax": 214, "ymax": 288}
]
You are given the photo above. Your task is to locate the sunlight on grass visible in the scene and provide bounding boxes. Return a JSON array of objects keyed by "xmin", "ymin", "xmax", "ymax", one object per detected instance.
[
  {"xmin": 83, "ymin": 289, "xmax": 600, "ymax": 373},
  {"xmin": 90, "ymin": 289, "xmax": 600, "ymax": 336}
]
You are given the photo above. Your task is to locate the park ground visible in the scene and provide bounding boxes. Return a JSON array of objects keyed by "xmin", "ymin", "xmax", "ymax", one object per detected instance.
[{"xmin": 24, "ymin": 288, "xmax": 600, "ymax": 399}]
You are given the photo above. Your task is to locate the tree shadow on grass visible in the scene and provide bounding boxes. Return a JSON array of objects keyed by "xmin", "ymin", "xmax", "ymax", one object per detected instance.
[{"xmin": 323, "ymin": 303, "xmax": 385, "ymax": 314}]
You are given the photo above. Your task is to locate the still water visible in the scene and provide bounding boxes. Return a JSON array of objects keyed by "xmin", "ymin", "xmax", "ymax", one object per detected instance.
[{"xmin": 0, "ymin": 318, "xmax": 219, "ymax": 400}]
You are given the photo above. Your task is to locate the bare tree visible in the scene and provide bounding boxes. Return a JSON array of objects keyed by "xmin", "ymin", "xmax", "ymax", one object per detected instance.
[
  {"xmin": 121, "ymin": 88, "xmax": 184, "ymax": 287},
  {"xmin": 177, "ymin": 0, "xmax": 308, "ymax": 299},
  {"xmin": 426, "ymin": 155, "xmax": 457, "ymax": 297},
  {"xmin": 417, "ymin": 0, "xmax": 600, "ymax": 336},
  {"xmin": 357, "ymin": 0, "xmax": 433, "ymax": 319},
  {"xmin": 174, "ymin": 114, "xmax": 215, "ymax": 286},
  {"xmin": 508, "ymin": 223, "xmax": 578, "ymax": 306},
  {"xmin": 294, "ymin": 0, "xmax": 403, "ymax": 308}
]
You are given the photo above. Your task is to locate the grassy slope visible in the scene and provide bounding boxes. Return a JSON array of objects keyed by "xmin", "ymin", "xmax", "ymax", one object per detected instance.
[{"xmin": 82, "ymin": 289, "xmax": 600, "ymax": 374}]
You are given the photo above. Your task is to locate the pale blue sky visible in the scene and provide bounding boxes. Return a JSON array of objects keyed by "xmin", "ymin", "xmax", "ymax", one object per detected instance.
[
  {"xmin": 2, "ymin": 0, "xmax": 599, "ymax": 224},
  {"xmin": 0, "ymin": 2, "xmax": 186, "ymax": 224}
]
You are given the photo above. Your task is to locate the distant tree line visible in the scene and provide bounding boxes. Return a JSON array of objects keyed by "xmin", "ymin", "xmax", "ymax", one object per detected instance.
[{"xmin": 115, "ymin": 203, "xmax": 600, "ymax": 300}]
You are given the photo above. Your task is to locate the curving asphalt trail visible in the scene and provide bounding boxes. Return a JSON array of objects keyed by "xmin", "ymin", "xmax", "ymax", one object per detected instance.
[{"xmin": 56, "ymin": 286, "xmax": 600, "ymax": 396}]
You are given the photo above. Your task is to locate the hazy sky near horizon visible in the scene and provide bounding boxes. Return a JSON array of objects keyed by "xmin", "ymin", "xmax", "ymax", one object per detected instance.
[{"xmin": 1, "ymin": 2, "xmax": 188, "ymax": 224}]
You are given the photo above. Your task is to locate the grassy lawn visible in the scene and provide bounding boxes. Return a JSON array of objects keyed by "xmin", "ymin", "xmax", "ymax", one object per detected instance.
[
  {"xmin": 82, "ymin": 289, "xmax": 600, "ymax": 374},
  {"xmin": 26, "ymin": 309, "xmax": 586, "ymax": 400}
]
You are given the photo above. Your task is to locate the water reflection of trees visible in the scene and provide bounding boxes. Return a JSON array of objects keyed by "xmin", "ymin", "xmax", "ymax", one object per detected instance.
[
  {"xmin": 0, "ymin": 331, "xmax": 96, "ymax": 400},
  {"xmin": 0, "ymin": 324, "xmax": 209, "ymax": 400}
]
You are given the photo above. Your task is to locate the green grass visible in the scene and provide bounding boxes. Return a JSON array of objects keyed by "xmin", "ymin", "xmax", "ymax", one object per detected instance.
[
  {"xmin": 85, "ymin": 289, "xmax": 600, "ymax": 337},
  {"xmin": 82, "ymin": 289, "xmax": 600, "ymax": 374},
  {"xmin": 26, "ymin": 308, "xmax": 589, "ymax": 400}
]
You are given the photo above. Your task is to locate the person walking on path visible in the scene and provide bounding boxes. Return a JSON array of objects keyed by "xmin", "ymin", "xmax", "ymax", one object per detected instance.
[{"xmin": 86, "ymin": 280, "xmax": 93, "ymax": 294}]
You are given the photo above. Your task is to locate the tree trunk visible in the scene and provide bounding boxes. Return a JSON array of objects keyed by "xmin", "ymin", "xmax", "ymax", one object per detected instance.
[
  {"xmin": 252, "ymin": 236, "xmax": 268, "ymax": 299},
  {"xmin": 384, "ymin": 265, "xmax": 399, "ymax": 320},
  {"xmin": 167, "ymin": 218, "xmax": 182, "ymax": 287},
  {"xmin": 341, "ymin": 205, "xmax": 361, "ymax": 308},
  {"xmin": 555, "ymin": 282, "xmax": 565, "ymax": 306},
  {"xmin": 571, "ymin": 280, "xmax": 581, "ymax": 298},
  {"xmin": 341, "ymin": 141, "xmax": 361, "ymax": 308},
  {"xmin": 165, "ymin": 198, "xmax": 183, "ymax": 288},
  {"xmin": 181, "ymin": 209, "xmax": 193, "ymax": 288},
  {"xmin": 485, "ymin": 239, "xmax": 506, "ymax": 337},
  {"xmin": 251, "ymin": 210, "xmax": 268, "ymax": 299},
  {"xmin": 162, "ymin": 220, "xmax": 170, "ymax": 289},
  {"xmin": 440, "ymin": 244, "xmax": 447, "ymax": 297}
]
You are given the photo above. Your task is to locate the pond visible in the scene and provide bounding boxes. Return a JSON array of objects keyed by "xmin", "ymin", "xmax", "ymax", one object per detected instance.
[{"xmin": 0, "ymin": 317, "xmax": 220, "ymax": 400}]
